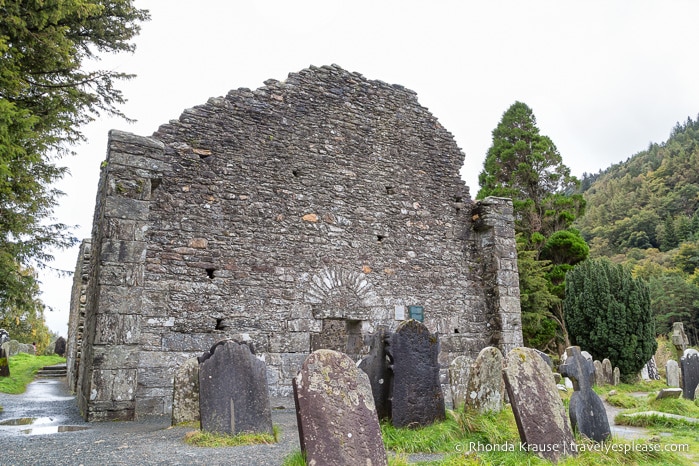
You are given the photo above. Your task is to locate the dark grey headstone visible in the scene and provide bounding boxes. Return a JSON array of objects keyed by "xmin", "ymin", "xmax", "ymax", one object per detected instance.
[
  {"xmin": 534, "ymin": 349, "xmax": 553, "ymax": 369},
  {"xmin": 681, "ymin": 349, "xmax": 699, "ymax": 400},
  {"xmin": 503, "ymin": 347, "xmax": 575, "ymax": 463},
  {"xmin": 293, "ymin": 349, "xmax": 388, "ymax": 466},
  {"xmin": 666, "ymin": 360, "xmax": 680, "ymax": 388},
  {"xmin": 357, "ymin": 328, "xmax": 391, "ymax": 420},
  {"xmin": 388, "ymin": 319, "xmax": 445, "ymax": 427},
  {"xmin": 559, "ymin": 346, "xmax": 610, "ymax": 443},
  {"xmin": 464, "ymin": 347, "xmax": 504, "ymax": 413},
  {"xmin": 0, "ymin": 347, "xmax": 9, "ymax": 377},
  {"xmin": 54, "ymin": 336, "xmax": 66, "ymax": 357},
  {"xmin": 198, "ymin": 340, "xmax": 272, "ymax": 435}
]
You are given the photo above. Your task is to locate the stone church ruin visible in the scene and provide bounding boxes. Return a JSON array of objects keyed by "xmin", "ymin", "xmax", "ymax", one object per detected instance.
[{"xmin": 67, "ymin": 64, "xmax": 522, "ymax": 421}]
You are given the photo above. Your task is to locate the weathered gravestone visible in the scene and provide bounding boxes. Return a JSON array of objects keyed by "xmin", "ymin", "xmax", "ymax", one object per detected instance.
[
  {"xmin": 357, "ymin": 328, "xmax": 392, "ymax": 420},
  {"xmin": 293, "ymin": 349, "xmax": 388, "ymax": 466},
  {"xmin": 464, "ymin": 347, "xmax": 504, "ymax": 413},
  {"xmin": 613, "ymin": 367, "xmax": 620, "ymax": 386},
  {"xmin": 534, "ymin": 349, "xmax": 553, "ymax": 369},
  {"xmin": 54, "ymin": 336, "xmax": 66, "ymax": 357},
  {"xmin": 602, "ymin": 359, "xmax": 614, "ymax": 385},
  {"xmin": 680, "ymin": 349, "xmax": 699, "ymax": 400},
  {"xmin": 198, "ymin": 340, "xmax": 273, "ymax": 435},
  {"xmin": 503, "ymin": 347, "xmax": 575, "ymax": 463},
  {"xmin": 559, "ymin": 346, "xmax": 610, "ymax": 442},
  {"xmin": 672, "ymin": 322, "xmax": 689, "ymax": 354},
  {"xmin": 593, "ymin": 360, "xmax": 604, "ymax": 386},
  {"xmin": 656, "ymin": 388, "xmax": 682, "ymax": 400},
  {"xmin": 172, "ymin": 357, "xmax": 200, "ymax": 426},
  {"xmin": 2, "ymin": 340, "xmax": 20, "ymax": 357},
  {"xmin": 448, "ymin": 355, "xmax": 472, "ymax": 410},
  {"xmin": 645, "ymin": 357, "xmax": 660, "ymax": 380},
  {"xmin": 388, "ymin": 319, "xmax": 446, "ymax": 427},
  {"xmin": 0, "ymin": 347, "xmax": 9, "ymax": 377},
  {"xmin": 388, "ymin": 319, "xmax": 445, "ymax": 427},
  {"xmin": 666, "ymin": 360, "xmax": 680, "ymax": 388}
]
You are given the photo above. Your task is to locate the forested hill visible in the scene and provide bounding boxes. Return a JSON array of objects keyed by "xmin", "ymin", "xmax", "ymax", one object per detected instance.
[
  {"xmin": 575, "ymin": 115, "xmax": 699, "ymax": 342},
  {"xmin": 577, "ymin": 116, "xmax": 699, "ymax": 256}
]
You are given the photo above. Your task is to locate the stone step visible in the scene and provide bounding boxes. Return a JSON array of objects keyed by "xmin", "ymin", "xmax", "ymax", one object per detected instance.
[{"xmin": 36, "ymin": 364, "xmax": 67, "ymax": 378}]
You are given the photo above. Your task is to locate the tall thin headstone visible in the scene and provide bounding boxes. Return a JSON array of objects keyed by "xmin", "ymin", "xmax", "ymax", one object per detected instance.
[
  {"xmin": 293, "ymin": 349, "xmax": 388, "ymax": 466},
  {"xmin": 672, "ymin": 322, "xmax": 689, "ymax": 356},
  {"xmin": 0, "ymin": 347, "xmax": 9, "ymax": 377},
  {"xmin": 602, "ymin": 359, "xmax": 613, "ymax": 385},
  {"xmin": 503, "ymin": 347, "xmax": 575, "ymax": 463},
  {"xmin": 559, "ymin": 346, "xmax": 610, "ymax": 443},
  {"xmin": 464, "ymin": 347, "xmax": 504, "ymax": 413},
  {"xmin": 448, "ymin": 355, "xmax": 472, "ymax": 410},
  {"xmin": 681, "ymin": 349, "xmax": 699, "ymax": 400},
  {"xmin": 593, "ymin": 360, "xmax": 604, "ymax": 386},
  {"xmin": 172, "ymin": 357, "xmax": 200, "ymax": 426},
  {"xmin": 388, "ymin": 319, "xmax": 445, "ymax": 427},
  {"xmin": 666, "ymin": 360, "xmax": 680, "ymax": 388},
  {"xmin": 357, "ymin": 328, "xmax": 392, "ymax": 420},
  {"xmin": 198, "ymin": 340, "xmax": 273, "ymax": 435}
]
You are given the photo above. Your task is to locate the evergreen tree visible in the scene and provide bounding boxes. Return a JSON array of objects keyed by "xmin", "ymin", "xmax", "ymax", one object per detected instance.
[
  {"xmin": 477, "ymin": 102, "xmax": 588, "ymax": 351},
  {"xmin": 0, "ymin": 1, "xmax": 149, "ymax": 331},
  {"xmin": 477, "ymin": 101, "xmax": 585, "ymax": 238},
  {"xmin": 565, "ymin": 258, "xmax": 657, "ymax": 380}
]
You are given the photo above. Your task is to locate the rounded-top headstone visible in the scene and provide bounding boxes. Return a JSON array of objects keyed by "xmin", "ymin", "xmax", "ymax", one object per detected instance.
[
  {"xmin": 389, "ymin": 319, "xmax": 445, "ymax": 427},
  {"xmin": 293, "ymin": 349, "xmax": 387, "ymax": 466},
  {"xmin": 198, "ymin": 340, "xmax": 272, "ymax": 435},
  {"xmin": 464, "ymin": 347, "xmax": 504, "ymax": 413}
]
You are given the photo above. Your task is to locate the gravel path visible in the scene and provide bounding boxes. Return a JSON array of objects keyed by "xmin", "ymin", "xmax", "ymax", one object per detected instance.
[{"xmin": 0, "ymin": 378, "xmax": 300, "ymax": 465}]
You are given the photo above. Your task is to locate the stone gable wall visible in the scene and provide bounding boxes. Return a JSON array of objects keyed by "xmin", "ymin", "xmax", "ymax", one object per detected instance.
[{"xmin": 74, "ymin": 65, "xmax": 522, "ymax": 420}]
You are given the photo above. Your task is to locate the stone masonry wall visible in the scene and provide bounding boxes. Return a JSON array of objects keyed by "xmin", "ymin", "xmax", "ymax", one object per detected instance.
[
  {"xmin": 66, "ymin": 239, "xmax": 91, "ymax": 393},
  {"xmin": 74, "ymin": 65, "xmax": 522, "ymax": 420}
]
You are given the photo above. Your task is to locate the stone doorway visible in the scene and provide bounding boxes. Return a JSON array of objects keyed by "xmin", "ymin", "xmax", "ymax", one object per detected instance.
[{"xmin": 311, "ymin": 319, "xmax": 366, "ymax": 360}]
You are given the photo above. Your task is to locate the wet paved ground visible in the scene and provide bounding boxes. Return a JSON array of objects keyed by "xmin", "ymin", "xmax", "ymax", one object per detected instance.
[{"xmin": 0, "ymin": 378, "xmax": 301, "ymax": 465}]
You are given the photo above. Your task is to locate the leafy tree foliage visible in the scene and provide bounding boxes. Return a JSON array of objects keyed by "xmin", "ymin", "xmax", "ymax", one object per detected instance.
[
  {"xmin": 477, "ymin": 102, "xmax": 588, "ymax": 351},
  {"xmin": 0, "ymin": 1, "xmax": 148, "ymax": 332},
  {"xmin": 565, "ymin": 258, "xmax": 657, "ymax": 380},
  {"xmin": 578, "ymin": 116, "xmax": 699, "ymax": 255}
]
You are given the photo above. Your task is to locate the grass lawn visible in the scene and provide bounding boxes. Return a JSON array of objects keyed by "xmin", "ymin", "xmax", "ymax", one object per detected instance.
[
  {"xmin": 0, "ymin": 353, "xmax": 66, "ymax": 394},
  {"xmin": 281, "ymin": 379, "xmax": 697, "ymax": 465}
]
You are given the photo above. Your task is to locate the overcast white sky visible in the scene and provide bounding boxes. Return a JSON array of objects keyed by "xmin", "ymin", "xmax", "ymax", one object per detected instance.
[{"xmin": 39, "ymin": 0, "xmax": 699, "ymax": 335}]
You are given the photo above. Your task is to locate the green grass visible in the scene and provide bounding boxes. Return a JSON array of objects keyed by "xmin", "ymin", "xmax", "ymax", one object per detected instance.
[
  {"xmin": 183, "ymin": 425, "xmax": 279, "ymax": 447},
  {"xmin": 0, "ymin": 353, "xmax": 66, "ymax": 394}
]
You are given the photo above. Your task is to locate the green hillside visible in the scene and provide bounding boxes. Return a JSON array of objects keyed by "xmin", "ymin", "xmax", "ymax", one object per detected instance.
[{"xmin": 576, "ymin": 116, "xmax": 699, "ymax": 343}]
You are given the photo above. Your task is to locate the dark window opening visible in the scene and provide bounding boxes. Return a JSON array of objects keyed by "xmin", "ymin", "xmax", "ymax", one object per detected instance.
[
  {"xmin": 292, "ymin": 169, "xmax": 301, "ymax": 178},
  {"xmin": 453, "ymin": 195, "xmax": 463, "ymax": 202},
  {"xmin": 205, "ymin": 268, "xmax": 216, "ymax": 279},
  {"xmin": 377, "ymin": 235, "xmax": 385, "ymax": 243},
  {"xmin": 454, "ymin": 328, "xmax": 460, "ymax": 334},
  {"xmin": 385, "ymin": 186, "xmax": 395, "ymax": 195},
  {"xmin": 215, "ymin": 318, "xmax": 227, "ymax": 330},
  {"xmin": 150, "ymin": 178, "xmax": 162, "ymax": 194}
]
